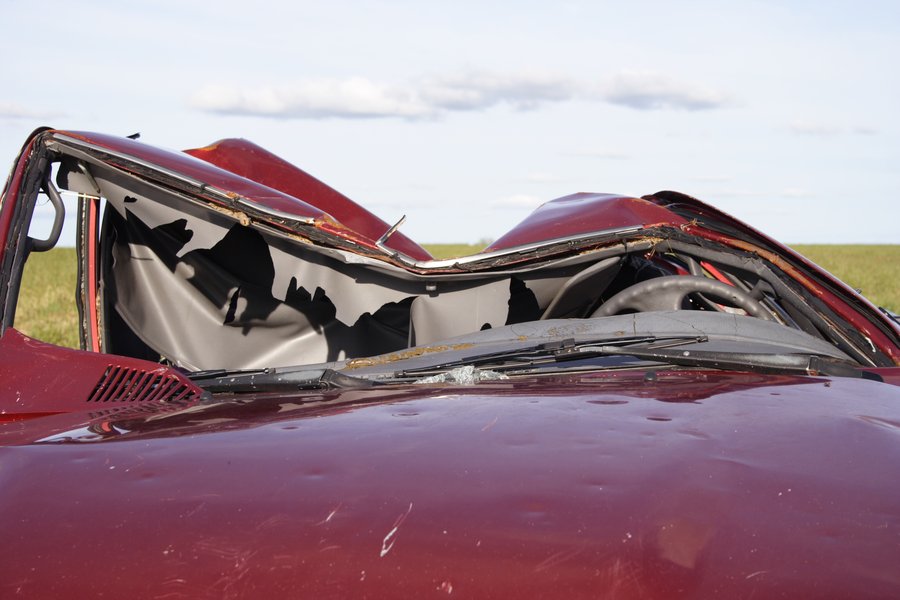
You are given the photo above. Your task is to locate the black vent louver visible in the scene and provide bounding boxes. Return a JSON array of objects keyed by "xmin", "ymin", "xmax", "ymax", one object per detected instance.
[{"xmin": 87, "ymin": 365, "xmax": 200, "ymax": 403}]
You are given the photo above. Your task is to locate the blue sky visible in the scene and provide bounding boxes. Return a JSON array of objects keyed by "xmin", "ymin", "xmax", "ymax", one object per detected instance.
[{"xmin": 2, "ymin": 0, "xmax": 898, "ymax": 244}]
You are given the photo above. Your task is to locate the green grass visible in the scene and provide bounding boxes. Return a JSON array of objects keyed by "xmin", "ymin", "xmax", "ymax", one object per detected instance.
[
  {"xmin": 15, "ymin": 247, "xmax": 79, "ymax": 348},
  {"xmin": 792, "ymin": 245, "xmax": 899, "ymax": 313},
  {"xmin": 11, "ymin": 245, "xmax": 898, "ymax": 349},
  {"xmin": 422, "ymin": 244, "xmax": 487, "ymax": 259}
]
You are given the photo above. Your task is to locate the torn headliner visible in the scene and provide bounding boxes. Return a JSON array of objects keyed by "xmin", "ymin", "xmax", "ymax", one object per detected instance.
[
  {"xmin": 40, "ymin": 130, "xmax": 900, "ymax": 366},
  {"xmin": 68, "ymin": 162, "xmax": 594, "ymax": 370}
]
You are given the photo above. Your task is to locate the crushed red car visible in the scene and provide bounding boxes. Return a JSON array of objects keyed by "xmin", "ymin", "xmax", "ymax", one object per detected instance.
[{"xmin": 1, "ymin": 128, "xmax": 899, "ymax": 598}]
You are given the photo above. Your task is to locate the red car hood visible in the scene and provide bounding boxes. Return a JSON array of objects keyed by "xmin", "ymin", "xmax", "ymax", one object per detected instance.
[{"xmin": 1, "ymin": 371, "xmax": 899, "ymax": 598}]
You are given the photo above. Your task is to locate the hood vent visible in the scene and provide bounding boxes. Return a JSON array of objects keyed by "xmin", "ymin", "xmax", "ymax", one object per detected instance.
[{"xmin": 87, "ymin": 365, "xmax": 201, "ymax": 403}]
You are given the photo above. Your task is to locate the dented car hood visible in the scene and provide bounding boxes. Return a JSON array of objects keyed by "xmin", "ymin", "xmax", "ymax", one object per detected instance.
[{"xmin": 3, "ymin": 370, "xmax": 900, "ymax": 598}]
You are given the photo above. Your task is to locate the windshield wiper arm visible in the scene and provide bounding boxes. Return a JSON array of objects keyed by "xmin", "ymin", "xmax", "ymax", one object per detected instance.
[
  {"xmin": 392, "ymin": 336, "xmax": 876, "ymax": 381},
  {"xmin": 392, "ymin": 335, "xmax": 707, "ymax": 378},
  {"xmin": 190, "ymin": 367, "xmax": 377, "ymax": 393},
  {"xmin": 587, "ymin": 345, "xmax": 879, "ymax": 380}
]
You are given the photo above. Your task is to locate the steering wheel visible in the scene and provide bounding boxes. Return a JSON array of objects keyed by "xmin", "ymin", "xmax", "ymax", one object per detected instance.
[{"xmin": 591, "ymin": 275, "xmax": 773, "ymax": 320}]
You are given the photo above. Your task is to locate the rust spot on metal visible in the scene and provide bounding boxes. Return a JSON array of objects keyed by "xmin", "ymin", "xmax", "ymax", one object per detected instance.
[
  {"xmin": 680, "ymin": 218, "xmax": 700, "ymax": 231},
  {"xmin": 270, "ymin": 229, "xmax": 314, "ymax": 245},
  {"xmin": 206, "ymin": 203, "xmax": 252, "ymax": 226},
  {"xmin": 345, "ymin": 343, "xmax": 474, "ymax": 369},
  {"xmin": 312, "ymin": 213, "xmax": 345, "ymax": 230}
]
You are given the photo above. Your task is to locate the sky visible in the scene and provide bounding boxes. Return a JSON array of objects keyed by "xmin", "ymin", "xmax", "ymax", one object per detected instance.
[{"xmin": 1, "ymin": 0, "xmax": 898, "ymax": 245}]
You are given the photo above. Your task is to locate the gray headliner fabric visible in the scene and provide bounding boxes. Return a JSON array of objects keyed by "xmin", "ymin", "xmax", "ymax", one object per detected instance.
[
  {"xmin": 87, "ymin": 169, "xmax": 583, "ymax": 370},
  {"xmin": 56, "ymin": 158, "xmax": 848, "ymax": 374}
]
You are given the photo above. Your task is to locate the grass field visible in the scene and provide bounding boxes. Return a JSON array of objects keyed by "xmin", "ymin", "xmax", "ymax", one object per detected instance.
[
  {"xmin": 423, "ymin": 244, "xmax": 486, "ymax": 259},
  {"xmin": 15, "ymin": 248, "xmax": 80, "ymax": 348},
  {"xmin": 792, "ymin": 245, "xmax": 899, "ymax": 313},
  {"xmin": 13, "ymin": 245, "xmax": 898, "ymax": 349}
]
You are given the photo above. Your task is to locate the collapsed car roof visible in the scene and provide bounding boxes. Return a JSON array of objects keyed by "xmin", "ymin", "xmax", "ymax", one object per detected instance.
[{"xmin": 1, "ymin": 129, "xmax": 898, "ymax": 377}]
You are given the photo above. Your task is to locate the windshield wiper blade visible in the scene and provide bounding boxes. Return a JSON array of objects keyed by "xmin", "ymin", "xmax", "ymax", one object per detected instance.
[
  {"xmin": 392, "ymin": 335, "xmax": 877, "ymax": 381},
  {"xmin": 587, "ymin": 346, "xmax": 879, "ymax": 380},
  {"xmin": 191, "ymin": 367, "xmax": 377, "ymax": 393},
  {"xmin": 392, "ymin": 335, "xmax": 707, "ymax": 378}
]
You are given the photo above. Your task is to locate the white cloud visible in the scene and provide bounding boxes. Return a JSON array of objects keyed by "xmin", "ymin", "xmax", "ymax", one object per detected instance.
[
  {"xmin": 191, "ymin": 69, "xmax": 732, "ymax": 120},
  {"xmin": 421, "ymin": 71, "xmax": 577, "ymax": 111},
  {"xmin": 491, "ymin": 194, "xmax": 544, "ymax": 209},
  {"xmin": 191, "ymin": 78, "xmax": 433, "ymax": 119},
  {"xmin": 600, "ymin": 71, "xmax": 731, "ymax": 111},
  {"xmin": 192, "ymin": 71, "xmax": 580, "ymax": 120}
]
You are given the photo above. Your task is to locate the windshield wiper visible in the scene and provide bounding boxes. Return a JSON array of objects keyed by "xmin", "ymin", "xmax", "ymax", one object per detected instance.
[
  {"xmin": 192, "ymin": 334, "xmax": 878, "ymax": 393},
  {"xmin": 391, "ymin": 335, "xmax": 707, "ymax": 379},
  {"xmin": 191, "ymin": 335, "xmax": 705, "ymax": 392},
  {"xmin": 190, "ymin": 367, "xmax": 377, "ymax": 393},
  {"xmin": 587, "ymin": 345, "xmax": 880, "ymax": 380},
  {"xmin": 392, "ymin": 336, "xmax": 877, "ymax": 381}
]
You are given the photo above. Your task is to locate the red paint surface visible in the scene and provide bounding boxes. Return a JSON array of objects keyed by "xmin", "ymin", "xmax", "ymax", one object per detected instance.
[
  {"xmin": 0, "ymin": 328, "xmax": 202, "ymax": 413},
  {"xmin": 49, "ymin": 132, "xmax": 405, "ymax": 257},
  {"xmin": 486, "ymin": 193, "xmax": 689, "ymax": 251},
  {"xmin": 59, "ymin": 131, "xmax": 330, "ymax": 220},
  {"xmin": 0, "ymin": 134, "xmax": 40, "ymax": 267},
  {"xmin": 185, "ymin": 139, "xmax": 431, "ymax": 261},
  {"xmin": 2, "ymin": 371, "xmax": 899, "ymax": 598}
]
